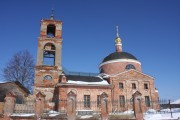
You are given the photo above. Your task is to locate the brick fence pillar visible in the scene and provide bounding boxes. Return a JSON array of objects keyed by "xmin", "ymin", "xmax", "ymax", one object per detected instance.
[
  {"xmin": 59, "ymin": 74, "xmax": 67, "ymax": 113},
  {"xmin": 35, "ymin": 92, "xmax": 46, "ymax": 119},
  {"xmin": 100, "ymin": 92, "xmax": 108, "ymax": 120},
  {"xmin": 67, "ymin": 91, "xmax": 76, "ymax": 120},
  {"xmin": 132, "ymin": 91, "xmax": 143, "ymax": 120},
  {"xmin": 4, "ymin": 92, "xmax": 16, "ymax": 119}
]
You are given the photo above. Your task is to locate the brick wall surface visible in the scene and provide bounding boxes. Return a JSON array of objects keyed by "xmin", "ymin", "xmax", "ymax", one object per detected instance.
[
  {"xmin": 100, "ymin": 61, "xmax": 141, "ymax": 75},
  {"xmin": 0, "ymin": 102, "xmax": 4, "ymax": 114},
  {"xmin": 110, "ymin": 69, "xmax": 159, "ymax": 111},
  {"xmin": 58, "ymin": 86, "xmax": 112, "ymax": 112}
]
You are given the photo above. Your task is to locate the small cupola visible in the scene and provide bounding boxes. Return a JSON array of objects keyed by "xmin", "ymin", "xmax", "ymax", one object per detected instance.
[{"xmin": 115, "ymin": 26, "xmax": 122, "ymax": 52}]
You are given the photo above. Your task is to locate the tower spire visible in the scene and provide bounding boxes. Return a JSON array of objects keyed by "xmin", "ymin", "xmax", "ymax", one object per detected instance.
[
  {"xmin": 50, "ymin": 8, "xmax": 54, "ymax": 20},
  {"xmin": 115, "ymin": 26, "xmax": 122, "ymax": 52}
]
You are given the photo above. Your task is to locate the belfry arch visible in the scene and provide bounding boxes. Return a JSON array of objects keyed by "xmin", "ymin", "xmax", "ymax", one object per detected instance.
[
  {"xmin": 43, "ymin": 43, "xmax": 56, "ymax": 66},
  {"xmin": 47, "ymin": 24, "xmax": 56, "ymax": 37}
]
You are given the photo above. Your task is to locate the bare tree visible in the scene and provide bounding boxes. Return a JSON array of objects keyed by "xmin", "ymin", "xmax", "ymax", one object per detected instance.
[{"xmin": 3, "ymin": 50, "xmax": 35, "ymax": 88}]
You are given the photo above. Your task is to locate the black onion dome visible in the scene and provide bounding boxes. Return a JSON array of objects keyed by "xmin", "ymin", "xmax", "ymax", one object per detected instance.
[{"xmin": 102, "ymin": 52, "xmax": 137, "ymax": 63}]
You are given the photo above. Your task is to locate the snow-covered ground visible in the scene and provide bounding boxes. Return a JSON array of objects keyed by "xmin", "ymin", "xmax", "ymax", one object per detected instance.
[
  {"xmin": 172, "ymin": 99, "xmax": 180, "ymax": 104},
  {"xmin": 144, "ymin": 98, "xmax": 180, "ymax": 120},
  {"xmin": 10, "ymin": 108, "xmax": 180, "ymax": 120},
  {"xmin": 109, "ymin": 108, "xmax": 180, "ymax": 120},
  {"xmin": 11, "ymin": 113, "xmax": 35, "ymax": 117},
  {"xmin": 10, "ymin": 111, "xmax": 60, "ymax": 117},
  {"xmin": 48, "ymin": 110, "xmax": 60, "ymax": 117},
  {"xmin": 144, "ymin": 108, "xmax": 180, "ymax": 120}
]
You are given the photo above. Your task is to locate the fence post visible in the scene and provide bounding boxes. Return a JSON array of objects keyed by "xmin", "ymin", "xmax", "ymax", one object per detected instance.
[
  {"xmin": 169, "ymin": 99, "xmax": 173, "ymax": 118},
  {"xmin": 3, "ymin": 92, "xmax": 16, "ymax": 119},
  {"xmin": 35, "ymin": 92, "xmax": 46, "ymax": 119},
  {"xmin": 132, "ymin": 91, "xmax": 143, "ymax": 120},
  {"xmin": 67, "ymin": 91, "xmax": 76, "ymax": 120},
  {"xmin": 100, "ymin": 92, "xmax": 108, "ymax": 120}
]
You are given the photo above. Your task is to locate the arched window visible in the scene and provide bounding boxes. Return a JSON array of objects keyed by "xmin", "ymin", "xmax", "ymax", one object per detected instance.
[
  {"xmin": 47, "ymin": 24, "xmax": 56, "ymax": 37},
  {"xmin": 125, "ymin": 64, "xmax": 136, "ymax": 70},
  {"xmin": 44, "ymin": 75, "xmax": 52, "ymax": 80},
  {"xmin": 43, "ymin": 43, "xmax": 55, "ymax": 66},
  {"xmin": 119, "ymin": 95, "xmax": 125, "ymax": 107},
  {"xmin": 100, "ymin": 69, "xmax": 104, "ymax": 73},
  {"xmin": 119, "ymin": 83, "xmax": 124, "ymax": 89},
  {"xmin": 132, "ymin": 83, "xmax": 136, "ymax": 89},
  {"xmin": 145, "ymin": 96, "xmax": 150, "ymax": 107},
  {"xmin": 84, "ymin": 95, "xmax": 90, "ymax": 108}
]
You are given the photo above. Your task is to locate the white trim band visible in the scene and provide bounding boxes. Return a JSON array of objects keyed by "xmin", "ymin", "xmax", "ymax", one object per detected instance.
[
  {"xmin": 115, "ymin": 43, "xmax": 122, "ymax": 46},
  {"xmin": 99, "ymin": 59, "xmax": 141, "ymax": 68}
]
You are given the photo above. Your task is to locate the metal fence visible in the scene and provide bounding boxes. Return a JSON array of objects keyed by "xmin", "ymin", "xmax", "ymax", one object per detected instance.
[
  {"xmin": 62, "ymin": 67, "xmax": 98, "ymax": 76},
  {"xmin": 144, "ymin": 99, "xmax": 180, "ymax": 117},
  {"xmin": 65, "ymin": 72, "xmax": 98, "ymax": 76},
  {"xmin": 14, "ymin": 100, "xmax": 35, "ymax": 114},
  {"xmin": 12, "ymin": 99, "xmax": 180, "ymax": 115}
]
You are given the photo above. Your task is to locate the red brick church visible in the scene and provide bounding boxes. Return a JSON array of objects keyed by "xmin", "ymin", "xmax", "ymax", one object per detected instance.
[
  {"xmin": 33, "ymin": 13, "xmax": 159, "ymax": 114},
  {"xmin": 0, "ymin": 13, "xmax": 159, "ymax": 120}
]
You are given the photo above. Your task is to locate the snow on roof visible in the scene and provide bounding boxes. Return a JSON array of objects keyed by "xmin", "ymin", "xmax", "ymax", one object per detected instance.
[
  {"xmin": 171, "ymin": 99, "xmax": 180, "ymax": 104},
  {"xmin": 67, "ymin": 79, "xmax": 109, "ymax": 85}
]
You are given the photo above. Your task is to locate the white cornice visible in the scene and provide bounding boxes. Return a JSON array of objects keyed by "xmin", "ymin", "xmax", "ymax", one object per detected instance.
[{"xmin": 99, "ymin": 59, "xmax": 141, "ymax": 68}]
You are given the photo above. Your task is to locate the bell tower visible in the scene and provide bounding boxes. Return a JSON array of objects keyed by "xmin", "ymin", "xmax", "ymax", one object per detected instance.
[{"xmin": 34, "ymin": 11, "xmax": 63, "ymax": 100}]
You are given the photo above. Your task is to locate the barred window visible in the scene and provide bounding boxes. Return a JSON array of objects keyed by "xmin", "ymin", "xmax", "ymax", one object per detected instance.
[
  {"xmin": 84, "ymin": 95, "xmax": 90, "ymax": 108},
  {"xmin": 119, "ymin": 83, "xmax": 124, "ymax": 89},
  {"xmin": 132, "ymin": 83, "xmax": 136, "ymax": 89},
  {"xmin": 119, "ymin": 95, "xmax": 125, "ymax": 107},
  {"xmin": 97, "ymin": 95, "xmax": 101, "ymax": 107},
  {"xmin": 145, "ymin": 96, "xmax": 150, "ymax": 107},
  {"xmin": 144, "ymin": 83, "xmax": 148, "ymax": 89},
  {"xmin": 125, "ymin": 64, "xmax": 136, "ymax": 70}
]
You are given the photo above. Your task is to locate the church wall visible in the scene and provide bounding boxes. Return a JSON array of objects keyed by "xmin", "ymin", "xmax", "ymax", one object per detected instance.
[
  {"xmin": 100, "ymin": 61, "xmax": 141, "ymax": 75},
  {"xmin": 67, "ymin": 86, "xmax": 111, "ymax": 101},
  {"xmin": 110, "ymin": 71, "xmax": 159, "ymax": 111},
  {"xmin": 33, "ymin": 66, "xmax": 60, "ymax": 101},
  {"xmin": 34, "ymin": 66, "xmax": 59, "ymax": 86},
  {"xmin": 58, "ymin": 85, "xmax": 112, "ymax": 112}
]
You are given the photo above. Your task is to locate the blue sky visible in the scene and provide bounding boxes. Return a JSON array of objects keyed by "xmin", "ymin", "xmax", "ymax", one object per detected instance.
[{"xmin": 0, "ymin": 0, "xmax": 180, "ymax": 99}]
